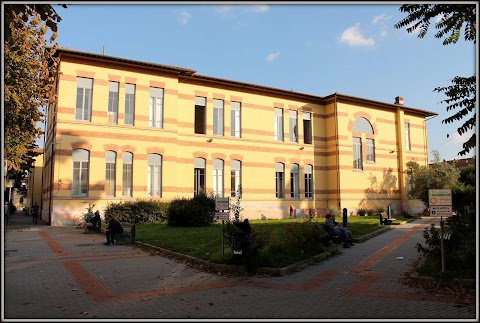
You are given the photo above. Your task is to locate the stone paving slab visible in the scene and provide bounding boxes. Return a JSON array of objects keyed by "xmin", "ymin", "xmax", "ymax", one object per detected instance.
[{"xmin": 2, "ymin": 212, "xmax": 477, "ymax": 320}]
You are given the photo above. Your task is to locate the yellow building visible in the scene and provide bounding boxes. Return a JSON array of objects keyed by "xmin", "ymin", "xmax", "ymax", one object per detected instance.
[
  {"xmin": 24, "ymin": 149, "xmax": 44, "ymax": 217},
  {"xmin": 42, "ymin": 48, "xmax": 436, "ymax": 226}
]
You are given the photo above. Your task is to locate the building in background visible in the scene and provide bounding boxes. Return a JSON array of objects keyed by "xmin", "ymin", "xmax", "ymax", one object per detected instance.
[{"xmin": 41, "ymin": 48, "xmax": 436, "ymax": 226}]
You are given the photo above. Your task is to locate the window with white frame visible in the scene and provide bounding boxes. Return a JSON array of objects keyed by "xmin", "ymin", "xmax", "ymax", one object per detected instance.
[
  {"xmin": 213, "ymin": 99, "xmax": 224, "ymax": 136},
  {"xmin": 366, "ymin": 138, "xmax": 375, "ymax": 162},
  {"xmin": 274, "ymin": 108, "xmax": 284, "ymax": 141},
  {"xmin": 275, "ymin": 162, "xmax": 285, "ymax": 198},
  {"xmin": 231, "ymin": 160, "xmax": 241, "ymax": 197},
  {"xmin": 290, "ymin": 163, "xmax": 299, "ymax": 198},
  {"xmin": 194, "ymin": 97, "xmax": 206, "ymax": 134},
  {"xmin": 353, "ymin": 137, "xmax": 363, "ymax": 170},
  {"xmin": 303, "ymin": 112, "xmax": 312, "ymax": 144},
  {"xmin": 230, "ymin": 102, "xmax": 241, "ymax": 138},
  {"xmin": 194, "ymin": 158, "xmax": 206, "ymax": 195},
  {"xmin": 124, "ymin": 84, "xmax": 135, "ymax": 125},
  {"xmin": 289, "ymin": 110, "xmax": 298, "ymax": 143},
  {"xmin": 304, "ymin": 164, "xmax": 313, "ymax": 198},
  {"xmin": 105, "ymin": 151, "xmax": 116, "ymax": 196},
  {"xmin": 149, "ymin": 87, "xmax": 164, "ymax": 128},
  {"xmin": 147, "ymin": 154, "xmax": 162, "ymax": 197},
  {"xmin": 72, "ymin": 149, "xmax": 89, "ymax": 197},
  {"xmin": 75, "ymin": 77, "xmax": 93, "ymax": 121},
  {"xmin": 122, "ymin": 152, "xmax": 133, "ymax": 197},
  {"xmin": 404, "ymin": 122, "xmax": 411, "ymax": 151},
  {"xmin": 213, "ymin": 159, "xmax": 224, "ymax": 197},
  {"xmin": 107, "ymin": 81, "xmax": 119, "ymax": 124}
]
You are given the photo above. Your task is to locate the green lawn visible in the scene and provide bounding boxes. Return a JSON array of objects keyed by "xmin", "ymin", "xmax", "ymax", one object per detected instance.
[{"xmin": 135, "ymin": 215, "xmax": 415, "ymax": 268}]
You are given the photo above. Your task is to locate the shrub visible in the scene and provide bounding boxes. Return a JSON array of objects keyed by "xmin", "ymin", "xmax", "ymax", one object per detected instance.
[
  {"xmin": 366, "ymin": 209, "xmax": 375, "ymax": 217},
  {"xmin": 167, "ymin": 193, "xmax": 215, "ymax": 227},
  {"xmin": 104, "ymin": 199, "xmax": 168, "ymax": 223},
  {"xmin": 416, "ymin": 213, "xmax": 475, "ymax": 280},
  {"xmin": 283, "ymin": 222, "xmax": 324, "ymax": 253},
  {"xmin": 357, "ymin": 208, "xmax": 367, "ymax": 216}
]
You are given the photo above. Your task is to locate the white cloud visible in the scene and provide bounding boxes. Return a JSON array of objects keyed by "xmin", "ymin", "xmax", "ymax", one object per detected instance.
[
  {"xmin": 445, "ymin": 130, "xmax": 473, "ymax": 145},
  {"xmin": 214, "ymin": 5, "xmax": 269, "ymax": 19},
  {"xmin": 340, "ymin": 24, "xmax": 375, "ymax": 47},
  {"xmin": 372, "ymin": 14, "xmax": 391, "ymax": 25},
  {"xmin": 176, "ymin": 10, "xmax": 192, "ymax": 25},
  {"xmin": 252, "ymin": 5, "xmax": 269, "ymax": 13},
  {"xmin": 266, "ymin": 52, "xmax": 280, "ymax": 62}
]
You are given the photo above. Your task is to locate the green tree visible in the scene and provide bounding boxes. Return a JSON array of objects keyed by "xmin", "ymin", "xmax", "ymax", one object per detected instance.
[
  {"xmin": 406, "ymin": 151, "xmax": 460, "ymax": 206},
  {"xmin": 394, "ymin": 4, "xmax": 476, "ymax": 156},
  {"xmin": 4, "ymin": 6, "xmax": 63, "ymax": 172}
]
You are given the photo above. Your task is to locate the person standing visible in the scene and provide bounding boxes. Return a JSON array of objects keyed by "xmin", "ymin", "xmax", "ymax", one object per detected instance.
[
  {"xmin": 32, "ymin": 202, "xmax": 40, "ymax": 225},
  {"xmin": 104, "ymin": 214, "xmax": 123, "ymax": 246}
]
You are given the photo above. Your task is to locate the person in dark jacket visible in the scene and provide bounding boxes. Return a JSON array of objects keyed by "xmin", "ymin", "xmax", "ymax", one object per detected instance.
[
  {"xmin": 32, "ymin": 202, "xmax": 40, "ymax": 225},
  {"xmin": 104, "ymin": 214, "xmax": 123, "ymax": 246}
]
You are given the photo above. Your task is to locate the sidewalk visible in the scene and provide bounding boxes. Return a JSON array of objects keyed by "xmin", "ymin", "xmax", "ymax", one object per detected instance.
[{"xmin": 2, "ymin": 211, "xmax": 478, "ymax": 320}]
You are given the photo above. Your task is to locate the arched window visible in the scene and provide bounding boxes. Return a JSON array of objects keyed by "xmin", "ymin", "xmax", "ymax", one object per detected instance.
[
  {"xmin": 304, "ymin": 164, "xmax": 313, "ymax": 198},
  {"xmin": 275, "ymin": 162, "xmax": 285, "ymax": 198},
  {"xmin": 231, "ymin": 160, "xmax": 242, "ymax": 198},
  {"xmin": 105, "ymin": 151, "xmax": 116, "ymax": 196},
  {"xmin": 352, "ymin": 117, "xmax": 375, "ymax": 169},
  {"xmin": 290, "ymin": 164, "xmax": 299, "ymax": 198},
  {"xmin": 122, "ymin": 152, "xmax": 133, "ymax": 197},
  {"xmin": 194, "ymin": 158, "xmax": 206, "ymax": 195},
  {"xmin": 72, "ymin": 149, "xmax": 89, "ymax": 197},
  {"xmin": 213, "ymin": 159, "xmax": 224, "ymax": 197},
  {"xmin": 147, "ymin": 154, "xmax": 162, "ymax": 197}
]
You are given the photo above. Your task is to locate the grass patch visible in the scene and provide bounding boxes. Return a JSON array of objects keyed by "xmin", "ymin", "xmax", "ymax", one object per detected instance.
[{"xmin": 136, "ymin": 216, "xmax": 397, "ymax": 268}]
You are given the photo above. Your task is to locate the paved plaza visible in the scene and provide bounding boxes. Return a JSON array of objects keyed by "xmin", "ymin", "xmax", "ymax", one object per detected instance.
[{"xmin": 2, "ymin": 211, "xmax": 478, "ymax": 321}]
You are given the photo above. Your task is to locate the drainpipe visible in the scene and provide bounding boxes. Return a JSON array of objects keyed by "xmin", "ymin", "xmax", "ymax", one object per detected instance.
[{"xmin": 334, "ymin": 93, "xmax": 340, "ymax": 210}]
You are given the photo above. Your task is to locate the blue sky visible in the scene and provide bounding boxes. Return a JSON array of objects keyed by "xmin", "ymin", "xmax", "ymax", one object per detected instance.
[{"xmin": 49, "ymin": 3, "xmax": 476, "ymax": 162}]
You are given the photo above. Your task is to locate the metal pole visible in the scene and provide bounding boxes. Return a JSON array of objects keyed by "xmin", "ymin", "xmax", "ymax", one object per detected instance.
[
  {"xmin": 440, "ymin": 216, "xmax": 445, "ymax": 273},
  {"xmin": 222, "ymin": 219, "xmax": 225, "ymax": 263}
]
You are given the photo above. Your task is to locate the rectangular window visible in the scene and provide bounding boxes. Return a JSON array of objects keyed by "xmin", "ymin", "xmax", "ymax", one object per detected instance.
[
  {"xmin": 107, "ymin": 81, "xmax": 119, "ymax": 124},
  {"xmin": 149, "ymin": 87, "xmax": 164, "ymax": 128},
  {"xmin": 230, "ymin": 102, "xmax": 241, "ymax": 138},
  {"xmin": 105, "ymin": 151, "xmax": 116, "ymax": 196},
  {"xmin": 213, "ymin": 99, "xmax": 224, "ymax": 136},
  {"xmin": 366, "ymin": 138, "xmax": 375, "ymax": 162},
  {"xmin": 124, "ymin": 84, "xmax": 135, "ymax": 125},
  {"xmin": 230, "ymin": 160, "xmax": 241, "ymax": 198},
  {"xmin": 303, "ymin": 112, "xmax": 312, "ymax": 144},
  {"xmin": 290, "ymin": 164, "xmax": 299, "ymax": 198},
  {"xmin": 75, "ymin": 77, "xmax": 93, "ymax": 121},
  {"xmin": 147, "ymin": 154, "xmax": 162, "ymax": 197},
  {"xmin": 289, "ymin": 110, "xmax": 298, "ymax": 143},
  {"xmin": 275, "ymin": 163, "xmax": 284, "ymax": 198},
  {"xmin": 304, "ymin": 165, "xmax": 313, "ymax": 198},
  {"xmin": 194, "ymin": 97, "xmax": 206, "ymax": 134},
  {"xmin": 353, "ymin": 137, "xmax": 363, "ymax": 170},
  {"xmin": 274, "ymin": 108, "xmax": 284, "ymax": 141},
  {"xmin": 404, "ymin": 122, "xmax": 411, "ymax": 151}
]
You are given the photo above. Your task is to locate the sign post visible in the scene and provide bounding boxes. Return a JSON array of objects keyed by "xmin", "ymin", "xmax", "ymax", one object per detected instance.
[
  {"xmin": 215, "ymin": 197, "xmax": 230, "ymax": 262},
  {"xmin": 429, "ymin": 189, "xmax": 452, "ymax": 272}
]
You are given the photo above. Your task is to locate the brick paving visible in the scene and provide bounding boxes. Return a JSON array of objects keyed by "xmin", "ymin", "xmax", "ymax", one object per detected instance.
[{"xmin": 2, "ymin": 211, "xmax": 478, "ymax": 320}]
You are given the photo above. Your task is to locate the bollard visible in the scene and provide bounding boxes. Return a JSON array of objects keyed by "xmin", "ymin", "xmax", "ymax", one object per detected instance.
[{"xmin": 342, "ymin": 208, "xmax": 348, "ymax": 228}]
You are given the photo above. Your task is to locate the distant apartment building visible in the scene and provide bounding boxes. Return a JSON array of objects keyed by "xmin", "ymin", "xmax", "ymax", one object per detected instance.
[
  {"xmin": 41, "ymin": 48, "xmax": 436, "ymax": 225},
  {"xmin": 431, "ymin": 156, "xmax": 477, "ymax": 170}
]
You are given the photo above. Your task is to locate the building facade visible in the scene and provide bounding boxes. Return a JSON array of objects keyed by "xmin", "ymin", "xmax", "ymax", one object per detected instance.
[{"xmin": 42, "ymin": 48, "xmax": 436, "ymax": 226}]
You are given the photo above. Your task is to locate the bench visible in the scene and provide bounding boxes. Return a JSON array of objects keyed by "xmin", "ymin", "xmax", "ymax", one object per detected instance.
[
  {"xmin": 86, "ymin": 219, "xmax": 102, "ymax": 233},
  {"xmin": 379, "ymin": 212, "xmax": 396, "ymax": 225},
  {"xmin": 115, "ymin": 222, "xmax": 136, "ymax": 245},
  {"xmin": 316, "ymin": 224, "xmax": 343, "ymax": 246}
]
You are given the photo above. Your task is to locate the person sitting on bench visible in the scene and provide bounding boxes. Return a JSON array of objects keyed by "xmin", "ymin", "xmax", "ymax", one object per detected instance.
[
  {"xmin": 324, "ymin": 213, "xmax": 352, "ymax": 248},
  {"xmin": 104, "ymin": 214, "xmax": 123, "ymax": 246},
  {"xmin": 79, "ymin": 210, "xmax": 101, "ymax": 231},
  {"xmin": 332, "ymin": 214, "xmax": 354, "ymax": 246}
]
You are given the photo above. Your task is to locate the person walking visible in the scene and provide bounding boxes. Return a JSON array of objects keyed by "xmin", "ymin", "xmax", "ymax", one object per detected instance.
[
  {"xmin": 32, "ymin": 202, "xmax": 40, "ymax": 225},
  {"xmin": 104, "ymin": 214, "xmax": 123, "ymax": 246}
]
